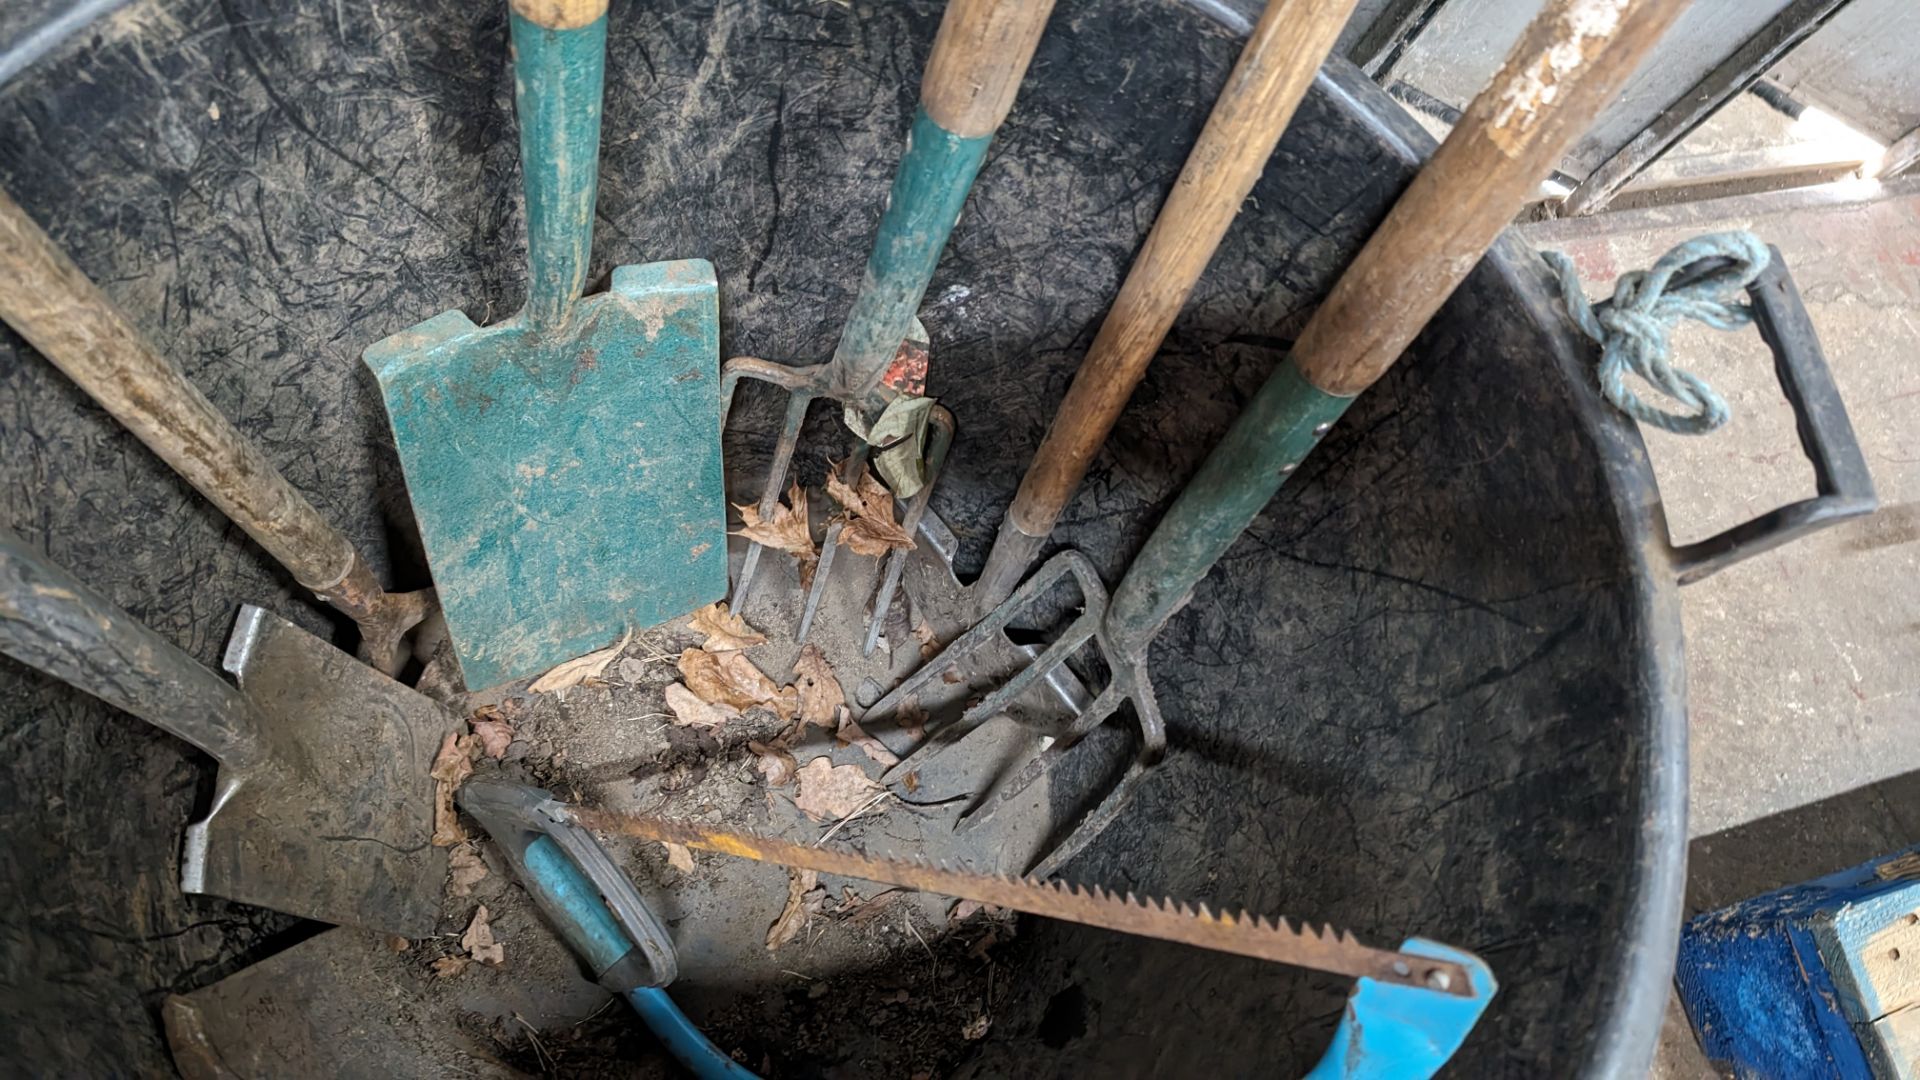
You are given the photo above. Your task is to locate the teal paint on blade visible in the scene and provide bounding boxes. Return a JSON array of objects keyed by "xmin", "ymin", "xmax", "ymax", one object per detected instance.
[
  {"xmin": 1104, "ymin": 357, "xmax": 1355, "ymax": 654},
  {"xmin": 830, "ymin": 107, "xmax": 991, "ymax": 401},
  {"xmin": 362, "ymin": 12, "xmax": 727, "ymax": 690}
]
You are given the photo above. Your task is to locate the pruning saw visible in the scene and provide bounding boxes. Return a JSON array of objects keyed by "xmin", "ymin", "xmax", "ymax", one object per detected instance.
[{"xmin": 570, "ymin": 809, "xmax": 1473, "ymax": 997}]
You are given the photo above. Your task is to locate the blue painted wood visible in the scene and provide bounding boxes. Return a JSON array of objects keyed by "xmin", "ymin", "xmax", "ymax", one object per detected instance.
[
  {"xmin": 828, "ymin": 107, "xmax": 990, "ymax": 403},
  {"xmin": 363, "ymin": 14, "xmax": 725, "ymax": 690},
  {"xmin": 1305, "ymin": 938, "xmax": 1496, "ymax": 1079},
  {"xmin": 1676, "ymin": 845, "xmax": 1920, "ymax": 1079}
]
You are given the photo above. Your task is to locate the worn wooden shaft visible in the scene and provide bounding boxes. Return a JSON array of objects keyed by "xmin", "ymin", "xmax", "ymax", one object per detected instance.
[
  {"xmin": 509, "ymin": 3, "xmax": 607, "ymax": 331},
  {"xmin": 1294, "ymin": 0, "xmax": 1688, "ymax": 397},
  {"xmin": 921, "ymin": 0, "xmax": 1055, "ymax": 138},
  {"xmin": 0, "ymin": 530, "xmax": 266, "ymax": 771},
  {"xmin": 0, "ymin": 190, "xmax": 370, "ymax": 605},
  {"xmin": 975, "ymin": 0, "xmax": 1359, "ymax": 607},
  {"xmin": 510, "ymin": 0, "xmax": 604, "ymax": 31},
  {"xmin": 831, "ymin": 0, "xmax": 1055, "ymax": 408},
  {"xmin": 1105, "ymin": 0, "xmax": 1692, "ymax": 653}
]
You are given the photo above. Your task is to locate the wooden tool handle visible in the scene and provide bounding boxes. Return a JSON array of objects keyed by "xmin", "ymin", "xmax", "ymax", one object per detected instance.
[
  {"xmin": 510, "ymin": 0, "xmax": 607, "ymax": 31},
  {"xmin": 1293, "ymin": 0, "xmax": 1688, "ymax": 397},
  {"xmin": 1101, "ymin": 0, "xmax": 1691, "ymax": 653},
  {"xmin": 1002, "ymin": 0, "xmax": 1360, "ymax": 540},
  {"xmin": 0, "ymin": 190, "xmax": 400, "ymax": 634},
  {"xmin": 922, "ymin": 0, "xmax": 1057, "ymax": 138}
]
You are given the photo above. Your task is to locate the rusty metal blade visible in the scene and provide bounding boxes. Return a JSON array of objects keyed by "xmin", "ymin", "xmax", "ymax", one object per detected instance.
[{"xmin": 567, "ymin": 810, "xmax": 1472, "ymax": 996}]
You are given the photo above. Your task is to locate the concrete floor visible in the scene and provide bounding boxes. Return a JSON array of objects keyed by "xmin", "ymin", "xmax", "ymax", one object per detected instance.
[{"xmin": 1521, "ymin": 176, "xmax": 1920, "ymax": 1076}]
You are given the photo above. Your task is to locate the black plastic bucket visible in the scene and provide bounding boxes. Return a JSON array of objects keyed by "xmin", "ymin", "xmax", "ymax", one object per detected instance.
[{"xmin": 2, "ymin": 0, "xmax": 1820, "ymax": 1073}]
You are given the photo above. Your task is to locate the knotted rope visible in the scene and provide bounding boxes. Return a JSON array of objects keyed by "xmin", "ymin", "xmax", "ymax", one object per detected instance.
[{"xmin": 1543, "ymin": 231, "xmax": 1771, "ymax": 435}]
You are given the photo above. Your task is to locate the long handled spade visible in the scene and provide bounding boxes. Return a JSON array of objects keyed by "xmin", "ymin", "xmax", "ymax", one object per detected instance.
[
  {"xmin": 0, "ymin": 528, "xmax": 459, "ymax": 936},
  {"xmin": 868, "ymin": 0, "xmax": 1697, "ymax": 875},
  {"xmin": 721, "ymin": 0, "xmax": 1053, "ymax": 650},
  {"xmin": 365, "ymin": 0, "xmax": 728, "ymax": 691}
]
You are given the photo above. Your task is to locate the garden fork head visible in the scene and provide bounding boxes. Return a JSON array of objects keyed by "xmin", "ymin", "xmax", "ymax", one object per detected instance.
[
  {"xmin": 860, "ymin": 549, "xmax": 1165, "ymax": 876},
  {"xmin": 720, "ymin": 333, "xmax": 954, "ymax": 652}
]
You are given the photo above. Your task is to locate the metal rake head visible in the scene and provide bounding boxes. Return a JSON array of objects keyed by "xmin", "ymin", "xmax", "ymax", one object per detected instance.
[
  {"xmin": 861, "ymin": 548, "xmax": 1166, "ymax": 875},
  {"xmin": 719, "ymin": 340, "xmax": 953, "ymax": 654}
]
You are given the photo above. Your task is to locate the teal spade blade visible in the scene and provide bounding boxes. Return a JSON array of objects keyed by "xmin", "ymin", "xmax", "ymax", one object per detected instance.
[
  {"xmin": 364, "ymin": 9, "xmax": 726, "ymax": 690},
  {"xmin": 364, "ymin": 262, "xmax": 727, "ymax": 691}
]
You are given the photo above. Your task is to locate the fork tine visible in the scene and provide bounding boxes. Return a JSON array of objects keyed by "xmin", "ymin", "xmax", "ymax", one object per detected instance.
[
  {"xmin": 794, "ymin": 443, "xmax": 870, "ymax": 641},
  {"xmin": 862, "ymin": 405, "xmax": 954, "ymax": 656},
  {"xmin": 795, "ymin": 522, "xmax": 842, "ymax": 642},
  {"xmin": 731, "ymin": 391, "xmax": 813, "ymax": 611}
]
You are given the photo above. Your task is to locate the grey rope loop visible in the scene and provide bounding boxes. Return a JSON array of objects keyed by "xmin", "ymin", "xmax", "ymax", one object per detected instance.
[{"xmin": 1544, "ymin": 231, "xmax": 1771, "ymax": 435}]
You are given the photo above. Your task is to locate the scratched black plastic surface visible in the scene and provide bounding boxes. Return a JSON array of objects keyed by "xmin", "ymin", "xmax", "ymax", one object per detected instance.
[{"xmin": 0, "ymin": 0, "xmax": 1682, "ymax": 1074}]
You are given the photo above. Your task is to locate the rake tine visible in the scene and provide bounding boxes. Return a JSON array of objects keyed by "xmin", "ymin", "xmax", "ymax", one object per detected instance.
[{"xmin": 862, "ymin": 405, "xmax": 955, "ymax": 656}]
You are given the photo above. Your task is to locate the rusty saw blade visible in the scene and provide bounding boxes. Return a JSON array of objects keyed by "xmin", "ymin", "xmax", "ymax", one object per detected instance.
[{"xmin": 568, "ymin": 809, "xmax": 1471, "ymax": 996}]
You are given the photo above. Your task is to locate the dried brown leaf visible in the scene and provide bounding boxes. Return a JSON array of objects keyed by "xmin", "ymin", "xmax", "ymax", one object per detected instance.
[
  {"xmin": 664, "ymin": 681, "xmax": 741, "ymax": 728},
  {"xmin": 913, "ymin": 619, "xmax": 939, "ymax": 661},
  {"xmin": 833, "ymin": 887, "xmax": 902, "ymax": 924},
  {"xmin": 431, "ymin": 955, "xmax": 471, "ymax": 978},
  {"xmin": 447, "ymin": 845, "xmax": 488, "ymax": 898},
  {"xmin": 733, "ymin": 482, "xmax": 817, "ymax": 565},
  {"xmin": 430, "ymin": 730, "xmax": 476, "ymax": 785},
  {"xmin": 679, "ymin": 647, "xmax": 785, "ymax": 713},
  {"xmin": 429, "ymin": 731, "xmax": 475, "ymax": 847},
  {"xmin": 662, "ymin": 842, "xmax": 696, "ymax": 874},
  {"xmin": 766, "ymin": 868, "xmax": 824, "ymax": 950},
  {"xmin": 748, "ymin": 740, "xmax": 798, "ymax": 787},
  {"xmin": 461, "ymin": 905, "xmax": 504, "ymax": 965},
  {"xmin": 840, "ymin": 516, "xmax": 914, "ymax": 558},
  {"xmin": 470, "ymin": 717, "xmax": 514, "ymax": 759},
  {"xmin": 386, "ymin": 934, "xmax": 412, "ymax": 953},
  {"xmin": 790, "ymin": 644, "xmax": 844, "ymax": 729},
  {"xmin": 687, "ymin": 602, "xmax": 765, "ymax": 652},
  {"xmin": 835, "ymin": 708, "xmax": 898, "ymax": 767},
  {"xmin": 827, "ymin": 466, "xmax": 914, "ymax": 557},
  {"xmin": 793, "ymin": 756, "xmax": 883, "ymax": 822},
  {"xmin": 529, "ymin": 627, "xmax": 633, "ymax": 694},
  {"xmin": 949, "ymin": 899, "xmax": 1007, "ymax": 923}
]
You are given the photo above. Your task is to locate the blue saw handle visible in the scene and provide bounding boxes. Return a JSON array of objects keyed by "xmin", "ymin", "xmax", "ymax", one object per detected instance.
[
  {"xmin": 509, "ymin": 1, "xmax": 607, "ymax": 331},
  {"xmin": 1305, "ymin": 938, "xmax": 1497, "ymax": 1079}
]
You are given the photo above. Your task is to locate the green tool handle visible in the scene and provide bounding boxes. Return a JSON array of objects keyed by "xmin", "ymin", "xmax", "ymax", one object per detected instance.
[
  {"xmin": 1102, "ymin": 0, "xmax": 1692, "ymax": 653},
  {"xmin": 829, "ymin": 0, "xmax": 1055, "ymax": 407},
  {"xmin": 510, "ymin": 0, "xmax": 609, "ymax": 333}
]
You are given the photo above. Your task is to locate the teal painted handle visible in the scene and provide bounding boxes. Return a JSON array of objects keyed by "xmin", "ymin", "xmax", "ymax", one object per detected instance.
[
  {"xmin": 830, "ymin": 107, "xmax": 991, "ymax": 402},
  {"xmin": 510, "ymin": 10, "xmax": 607, "ymax": 332},
  {"xmin": 1104, "ymin": 357, "xmax": 1354, "ymax": 654}
]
